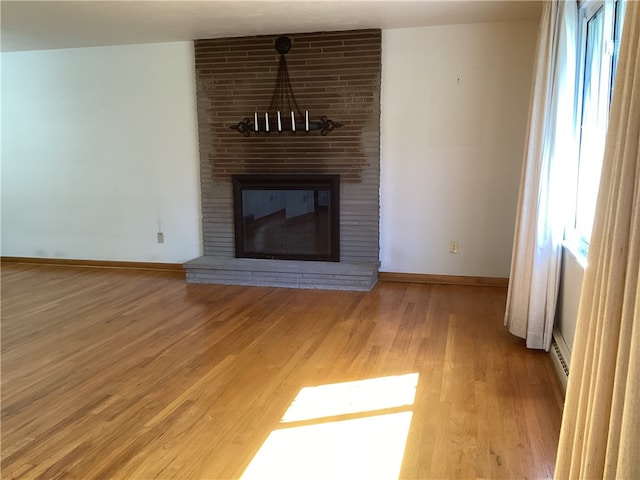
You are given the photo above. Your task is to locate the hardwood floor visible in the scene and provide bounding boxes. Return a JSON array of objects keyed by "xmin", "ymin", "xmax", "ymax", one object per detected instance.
[{"xmin": 1, "ymin": 264, "xmax": 563, "ymax": 479}]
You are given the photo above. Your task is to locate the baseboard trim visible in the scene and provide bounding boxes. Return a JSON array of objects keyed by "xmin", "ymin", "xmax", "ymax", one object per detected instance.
[
  {"xmin": 378, "ymin": 272, "xmax": 508, "ymax": 287},
  {"xmin": 1, "ymin": 256, "xmax": 185, "ymax": 273}
]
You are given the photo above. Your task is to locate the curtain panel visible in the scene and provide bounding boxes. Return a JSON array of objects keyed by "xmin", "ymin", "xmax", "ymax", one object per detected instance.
[
  {"xmin": 504, "ymin": 0, "xmax": 577, "ymax": 350},
  {"xmin": 555, "ymin": 2, "xmax": 640, "ymax": 477}
]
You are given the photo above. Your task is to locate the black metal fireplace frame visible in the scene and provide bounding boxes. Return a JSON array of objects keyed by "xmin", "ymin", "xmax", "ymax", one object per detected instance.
[{"xmin": 232, "ymin": 174, "xmax": 340, "ymax": 262}]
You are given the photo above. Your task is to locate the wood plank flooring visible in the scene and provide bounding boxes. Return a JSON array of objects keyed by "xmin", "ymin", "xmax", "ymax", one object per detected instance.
[{"xmin": 1, "ymin": 264, "xmax": 563, "ymax": 479}]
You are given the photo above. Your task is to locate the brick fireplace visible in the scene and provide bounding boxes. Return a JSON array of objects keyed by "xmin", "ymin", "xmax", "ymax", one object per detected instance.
[{"xmin": 184, "ymin": 29, "xmax": 381, "ymax": 290}]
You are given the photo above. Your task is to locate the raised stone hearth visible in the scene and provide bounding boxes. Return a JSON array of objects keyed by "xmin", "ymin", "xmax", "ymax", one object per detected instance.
[
  {"xmin": 185, "ymin": 30, "xmax": 381, "ymax": 291},
  {"xmin": 185, "ymin": 257, "xmax": 378, "ymax": 291}
]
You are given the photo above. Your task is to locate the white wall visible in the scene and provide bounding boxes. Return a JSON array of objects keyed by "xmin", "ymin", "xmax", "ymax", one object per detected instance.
[
  {"xmin": 380, "ymin": 20, "xmax": 538, "ymax": 277},
  {"xmin": 1, "ymin": 42, "xmax": 201, "ymax": 263}
]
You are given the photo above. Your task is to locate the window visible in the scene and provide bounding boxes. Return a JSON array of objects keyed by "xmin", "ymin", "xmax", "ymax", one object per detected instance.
[{"xmin": 569, "ymin": 0, "xmax": 626, "ymax": 257}]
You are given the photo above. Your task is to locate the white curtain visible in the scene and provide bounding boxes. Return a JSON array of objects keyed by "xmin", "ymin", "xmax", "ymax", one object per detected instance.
[
  {"xmin": 555, "ymin": 2, "xmax": 640, "ymax": 477},
  {"xmin": 504, "ymin": 0, "xmax": 577, "ymax": 351}
]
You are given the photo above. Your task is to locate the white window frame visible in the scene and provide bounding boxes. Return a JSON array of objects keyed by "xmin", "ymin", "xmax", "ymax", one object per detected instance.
[{"xmin": 565, "ymin": 0, "xmax": 623, "ymax": 262}]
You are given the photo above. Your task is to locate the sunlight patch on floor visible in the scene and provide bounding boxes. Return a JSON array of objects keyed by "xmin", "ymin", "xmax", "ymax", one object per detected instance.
[
  {"xmin": 241, "ymin": 412, "xmax": 414, "ymax": 480},
  {"xmin": 281, "ymin": 372, "xmax": 419, "ymax": 423},
  {"xmin": 240, "ymin": 373, "xmax": 419, "ymax": 480}
]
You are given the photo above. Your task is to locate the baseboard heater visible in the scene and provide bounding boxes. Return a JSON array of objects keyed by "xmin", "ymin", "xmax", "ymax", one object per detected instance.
[{"xmin": 550, "ymin": 329, "xmax": 570, "ymax": 395}]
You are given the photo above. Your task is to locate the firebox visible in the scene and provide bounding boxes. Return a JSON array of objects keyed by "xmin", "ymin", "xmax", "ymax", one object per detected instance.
[{"xmin": 232, "ymin": 175, "xmax": 340, "ymax": 262}]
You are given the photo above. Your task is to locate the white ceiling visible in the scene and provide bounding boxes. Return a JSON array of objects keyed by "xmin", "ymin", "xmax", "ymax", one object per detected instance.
[{"xmin": 1, "ymin": 0, "xmax": 542, "ymax": 53}]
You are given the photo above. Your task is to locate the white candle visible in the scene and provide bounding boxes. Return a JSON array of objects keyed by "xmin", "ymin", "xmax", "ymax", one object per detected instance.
[
  {"xmin": 305, "ymin": 110, "xmax": 309, "ymax": 132},
  {"xmin": 254, "ymin": 112, "xmax": 258, "ymax": 132},
  {"xmin": 265, "ymin": 112, "xmax": 270, "ymax": 132},
  {"xmin": 291, "ymin": 111, "xmax": 296, "ymax": 132},
  {"xmin": 277, "ymin": 111, "xmax": 282, "ymax": 132}
]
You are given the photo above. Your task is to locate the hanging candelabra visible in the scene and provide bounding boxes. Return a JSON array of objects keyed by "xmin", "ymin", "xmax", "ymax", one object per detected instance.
[{"xmin": 230, "ymin": 35, "xmax": 344, "ymax": 137}]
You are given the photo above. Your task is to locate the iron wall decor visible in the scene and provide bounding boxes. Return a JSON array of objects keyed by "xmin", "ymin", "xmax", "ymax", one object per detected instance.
[{"xmin": 230, "ymin": 35, "xmax": 344, "ymax": 137}]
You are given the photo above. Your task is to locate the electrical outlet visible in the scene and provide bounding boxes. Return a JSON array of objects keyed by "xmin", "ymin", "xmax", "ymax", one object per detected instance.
[
  {"xmin": 157, "ymin": 232, "xmax": 165, "ymax": 244},
  {"xmin": 449, "ymin": 241, "xmax": 458, "ymax": 254}
]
